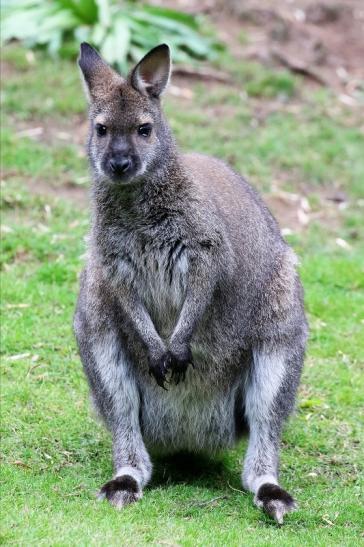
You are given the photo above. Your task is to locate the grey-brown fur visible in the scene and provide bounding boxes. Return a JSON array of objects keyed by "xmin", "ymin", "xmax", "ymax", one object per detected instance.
[{"xmin": 74, "ymin": 43, "xmax": 308, "ymax": 523}]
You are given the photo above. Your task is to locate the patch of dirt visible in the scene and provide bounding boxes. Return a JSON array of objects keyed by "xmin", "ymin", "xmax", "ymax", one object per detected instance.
[
  {"xmin": 27, "ymin": 178, "xmax": 89, "ymax": 207},
  {"xmin": 12, "ymin": 114, "xmax": 88, "ymax": 150},
  {"xmin": 155, "ymin": 0, "xmax": 364, "ymax": 102},
  {"xmin": 233, "ymin": 0, "xmax": 364, "ymax": 97},
  {"xmin": 5, "ymin": 115, "xmax": 90, "ymax": 205},
  {"xmin": 1, "ymin": 167, "xmax": 89, "ymax": 208},
  {"xmin": 264, "ymin": 186, "xmax": 346, "ymax": 235}
]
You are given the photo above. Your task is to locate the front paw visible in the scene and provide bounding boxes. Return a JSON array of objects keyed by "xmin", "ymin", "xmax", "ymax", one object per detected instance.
[
  {"xmin": 148, "ymin": 352, "xmax": 170, "ymax": 389},
  {"xmin": 98, "ymin": 475, "xmax": 142, "ymax": 509},
  {"xmin": 168, "ymin": 344, "xmax": 194, "ymax": 385},
  {"xmin": 255, "ymin": 483, "xmax": 297, "ymax": 524}
]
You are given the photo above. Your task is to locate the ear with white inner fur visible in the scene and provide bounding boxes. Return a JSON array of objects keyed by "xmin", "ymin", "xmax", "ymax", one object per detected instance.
[
  {"xmin": 78, "ymin": 42, "xmax": 120, "ymax": 101},
  {"xmin": 130, "ymin": 44, "xmax": 171, "ymax": 99}
]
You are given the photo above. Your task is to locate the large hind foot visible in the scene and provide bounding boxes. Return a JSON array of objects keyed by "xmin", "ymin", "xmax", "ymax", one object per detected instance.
[
  {"xmin": 255, "ymin": 483, "xmax": 297, "ymax": 524},
  {"xmin": 97, "ymin": 475, "xmax": 142, "ymax": 509}
]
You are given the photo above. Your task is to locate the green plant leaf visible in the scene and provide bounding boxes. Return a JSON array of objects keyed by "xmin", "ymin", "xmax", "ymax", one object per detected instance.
[
  {"xmin": 100, "ymin": 17, "xmax": 130, "ymax": 67},
  {"xmin": 95, "ymin": 0, "xmax": 111, "ymax": 28},
  {"xmin": 0, "ymin": 0, "xmax": 222, "ymax": 64},
  {"xmin": 74, "ymin": 25, "xmax": 92, "ymax": 44},
  {"xmin": 131, "ymin": 10, "xmax": 198, "ymax": 36},
  {"xmin": 90, "ymin": 22, "xmax": 105, "ymax": 45},
  {"xmin": 47, "ymin": 29, "xmax": 63, "ymax": 56},
  {"xmin": 141, "ymin": 5, "xmax": 199, "ymax": 30},
  {"xmin": 57, "ymin": 0, "xmax": 98, "ymax": 24},
  {"xmin": 112, "ymin": 16, "xmax": 131, "ymax": 66}
]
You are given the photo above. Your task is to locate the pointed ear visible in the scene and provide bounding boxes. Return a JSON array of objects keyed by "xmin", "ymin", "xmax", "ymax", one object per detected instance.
[
  {"xmin": 130, "ymin": 44, "xmax": 171, "ymax": 99},
  {"xmin": 78, "ymin": 42, "xmax": 120, "ymax": 101}
]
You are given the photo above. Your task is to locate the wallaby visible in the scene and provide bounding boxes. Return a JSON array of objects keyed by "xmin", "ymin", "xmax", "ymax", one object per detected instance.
[{"xmin": 74, "ymin": 42, "xmax": 308, "ymax": 524}]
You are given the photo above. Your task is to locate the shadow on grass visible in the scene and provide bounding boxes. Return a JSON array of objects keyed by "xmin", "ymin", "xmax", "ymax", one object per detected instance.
[
  {"xmin": 150, "ymin": 450, "xmax": 241, "ymax": 491},
  {"xmin": 70, "ymin": 420, "xmax": 246, "ymax": 492}
]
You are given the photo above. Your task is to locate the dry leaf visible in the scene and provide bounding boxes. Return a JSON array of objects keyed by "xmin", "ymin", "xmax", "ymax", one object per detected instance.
[
  {"xmin": 335, "ymin": 238, "xmax": 351, "ymax": 250},
  {"xmin": 7, "ymin": 353, "xmax": 31, "ymax": 361}
]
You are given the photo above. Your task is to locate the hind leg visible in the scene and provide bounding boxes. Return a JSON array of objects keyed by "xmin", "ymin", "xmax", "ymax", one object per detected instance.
[
  {"xmin": 242, "ymin": 342, "xmax": 304, "ymax": 523},
  {"xmin": 74, "ymin": 314, "xmax": 152, "ymax": 509}
]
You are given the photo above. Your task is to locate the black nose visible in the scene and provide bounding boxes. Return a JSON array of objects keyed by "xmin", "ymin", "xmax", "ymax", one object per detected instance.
[{"xmin": 110, "ymin": 157, "xmax": 131, "ymax": 175}]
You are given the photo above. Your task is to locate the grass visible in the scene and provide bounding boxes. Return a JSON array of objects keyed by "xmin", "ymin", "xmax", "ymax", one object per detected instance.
[{"xmin": 1, "ymin": 45, "xmax": 364, "ymax": 545}]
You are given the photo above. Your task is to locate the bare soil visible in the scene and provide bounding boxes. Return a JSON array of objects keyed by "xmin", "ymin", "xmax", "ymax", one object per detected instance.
[{"xmin": 155, "ymin": 0, "xmax": 364, "ymax": 99}]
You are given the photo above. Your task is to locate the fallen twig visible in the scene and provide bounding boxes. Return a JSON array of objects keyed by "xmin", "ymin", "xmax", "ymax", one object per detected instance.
[
  {"xmin": 12, "ymin": 460, "xmax": 31, "ymax": 469},
  {"xmin": 271, "ymin": 48, "xmax": 328, "ymax": 86},
  {"xmin": 227, "ymin": 482, "xmax": 248, "ymax": 495},
  {"xmin": 191, "ymin": 495, "xmax": 229, "ymax": 507},
  {"xmin": 173, "ymin": 66, "xmax": 233, "ymax": 84}
]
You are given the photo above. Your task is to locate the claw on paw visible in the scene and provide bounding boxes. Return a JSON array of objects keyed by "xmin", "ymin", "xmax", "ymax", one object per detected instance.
[
  {"xmin": 255, "ymin": 483, "xmax": 297, "ymax": 524},
  {"xmin": 148, "ymin": 353, "xmax": 170, "ymax": 389},
  {"xmin": 98, "ymin": 475, "xmax": 141, "ymax": 509},
  {"xmin": 168, "ymin": 346, "xmax": 194, "ymax": 385}
]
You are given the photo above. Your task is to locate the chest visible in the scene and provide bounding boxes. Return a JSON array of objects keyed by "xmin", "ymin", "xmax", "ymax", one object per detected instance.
[
  {"xmin": 141, "ymin": 240, "xmax": 188, "ymax": 323},
  {"xmin": 116, "ymin": 235, "xmax": 189, "ymax": 332}
]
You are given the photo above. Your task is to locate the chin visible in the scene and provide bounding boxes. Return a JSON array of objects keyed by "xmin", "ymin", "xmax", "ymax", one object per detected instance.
[
  {"xmin": 114, "ymin": 167, "xmax": 148, "ymax": 184},
  {"xmin": 110, "ymin": 173, "xmax": 135, "ymax": 184},
  {"xmin": 100, "ymin": 168, "xmax": 136, "ymax": 185}
]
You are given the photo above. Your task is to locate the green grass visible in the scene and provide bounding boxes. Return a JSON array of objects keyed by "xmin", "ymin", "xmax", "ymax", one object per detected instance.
[{"xmin": 1, "ymin": 45, "xmax": 364, "ymax": 545}]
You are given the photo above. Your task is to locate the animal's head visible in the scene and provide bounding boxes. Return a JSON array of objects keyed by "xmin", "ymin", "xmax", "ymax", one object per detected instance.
[{"xmin": 78, "ymin": 42, "xmax": 172, "ymax": 184}]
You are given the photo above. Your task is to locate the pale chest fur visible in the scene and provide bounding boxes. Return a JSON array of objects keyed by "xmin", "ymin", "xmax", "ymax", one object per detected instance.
[{"xmin": 118, "ymin": 238, "xmax": 189, "ymax": 337}]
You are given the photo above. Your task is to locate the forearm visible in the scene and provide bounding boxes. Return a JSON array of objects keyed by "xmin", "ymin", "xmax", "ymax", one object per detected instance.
[
  {"xmin": 170, "ymin": 254, "xmax": 218, "ymax": 348},
  {"xmin": 117, "ymin": 286, "xmax": 166, "ymax": 358},
  {"xmin": 117, "ymin": 287, "xmax": 171, "ymax": 388}
]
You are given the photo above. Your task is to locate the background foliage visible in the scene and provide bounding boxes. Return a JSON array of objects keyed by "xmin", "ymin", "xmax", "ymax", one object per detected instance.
[{"xmin": 1, "ymin": 0, "xmax": 222, "ymax": 71}]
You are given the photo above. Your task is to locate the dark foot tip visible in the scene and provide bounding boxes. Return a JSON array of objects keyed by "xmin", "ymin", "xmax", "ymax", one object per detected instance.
[
  {"xmin": 98, "ymin": 475, "xmax": 142, "ymax": 509},
  {"xmin": 256, "ymin": 483, "xmax": 297, "ymax": 524},
  {"xmin": 257, "ymin": 484, "xmax": 295, "ymax": 506},
  {"xmin": 99, "ymin": 475, "xmax": 139, "ymax": 499}
]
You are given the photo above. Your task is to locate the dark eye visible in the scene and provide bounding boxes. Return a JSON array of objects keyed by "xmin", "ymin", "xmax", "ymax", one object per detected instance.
[
  {"xmin": 95, "ymin": 123, "xmax": 107, "ymax": 137},
  {"xmin": 137, "ymin": 123, "xmax": 152, "ymax": 138}
]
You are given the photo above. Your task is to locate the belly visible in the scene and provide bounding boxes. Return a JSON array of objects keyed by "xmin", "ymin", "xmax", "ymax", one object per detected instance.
[
  {"xmin": 132, "ymin": 243, "xmax": 246, "ymax": 450},
  {"xmin": 140, "ymin": 368, "xmax": 243, "ymax": 452}
]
